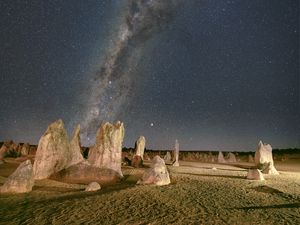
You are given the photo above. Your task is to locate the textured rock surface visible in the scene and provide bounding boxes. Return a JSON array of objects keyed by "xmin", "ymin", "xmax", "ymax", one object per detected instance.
[
  {"xmin": 247, "ymin": 169, "xmax": 264, "ymax": 180},
  {"xmin": 227, "ymin": 153, "xmax": 237, "ymax": 163},
  {"xmin": 88, "ymin": 121, "xmax": 125, "ymax": 177},
  {"xmin": 173, "ymin": 139, "xmax": 179, "ymax": 167},
  {"xmin": 68, "ymin": 124, "xmax": 84, "ymax": 167},
  {"xmin": 255, "ymin": 141, "xmax": 279, "ymax": 175},
  {"xmin": 0, "ymin": 160, "xmax": 34, "ymax": 193},
  {"xmin": 85, "ymin": 182, "xmax": 101, "ymax": 192},
  {"xmin": 33, "ymin": 120, "xmax": 70, "ymax": 180},
  {"xmin": 50, "ymin": 162, "xmax": 122, "ymax": 185},
  {"xmin": 218, "ymin": 151, "xmax": 226, "ymax": 163},
  {"xmin": 137, "ymin": 155, "xmax": 170, "ymax": 186}
]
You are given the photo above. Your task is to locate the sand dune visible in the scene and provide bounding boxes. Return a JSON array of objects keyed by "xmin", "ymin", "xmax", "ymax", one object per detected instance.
[{"xmin": 0, "ymin": 160, "xmax": 299, "ymax": 224}]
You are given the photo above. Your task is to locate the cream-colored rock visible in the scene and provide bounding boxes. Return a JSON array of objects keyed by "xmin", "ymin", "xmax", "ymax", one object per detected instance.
[
  {"xmin": 172, "ymin": 139, "xmax": 179, "ymax": 167},
  {"xmin": 33, "ymin": 119, "xmax": 70, "ymax": 180},
  {"xmin": 254, "ymin": 141, "xmax": 279, "ymax": 175},
  {"xmin": 248, "ymin": 154, "xmax": 254, "ymax": 163},
  {"xmin": 85, "ymin": 182, "xmax": 101, "ymax": 192},
  {"xmin": 247, "ymin": 169, "xmax": 264, "ymax": 181},
  {"xmin": 20, "ymin": 143, "xmax": 30, "ymax": 156},
  {"xmin": 218, "ymin": 151, "xmax": 226, "ymax": 163},
  {"xmin": 68, "ymin": 124, "xmax": 84, "ymax": 167},
  {"xmin": 164, "ymin": 151, "xmax": 172, "ymax": 163},
  {"xmin": 137, "ymin": 155, "xmax": 170, "ymax": 186},
  {"xmin": 88, "ymin": 121, "xmax": 125, "ymax": 177},
  {"xmin": 0, "ymin": 160, "xmax": 34, "ymax": 193},
  {"xmin": 227, "ymin": 152, "xmax": 237, "ymax": 163},
  {"xmin": 134, "ymin": 136, "xmax": 145, "ymax": 160}
]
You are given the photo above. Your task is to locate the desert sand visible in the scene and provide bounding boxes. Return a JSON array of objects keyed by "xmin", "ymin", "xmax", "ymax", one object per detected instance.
[{"xmin": 0, "ymin": 157, "xmax": 299, "ymax": 225}]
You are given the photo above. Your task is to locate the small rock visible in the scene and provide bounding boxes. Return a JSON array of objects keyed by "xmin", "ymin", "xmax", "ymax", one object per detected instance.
[{"xmin": 85, "ymin": 182, "xmax": 101, "ymax": 192}]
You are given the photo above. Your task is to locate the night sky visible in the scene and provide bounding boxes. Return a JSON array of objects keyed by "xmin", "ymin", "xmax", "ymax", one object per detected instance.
[{"xmin": 0, "ymin": 0, "xmax": 299, "ymax": 151}]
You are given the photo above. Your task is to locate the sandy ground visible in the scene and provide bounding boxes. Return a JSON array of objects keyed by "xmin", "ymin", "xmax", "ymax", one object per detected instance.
[{"xmin": 0, "ymin": 159, "xmax": 299, "ymax": 225}]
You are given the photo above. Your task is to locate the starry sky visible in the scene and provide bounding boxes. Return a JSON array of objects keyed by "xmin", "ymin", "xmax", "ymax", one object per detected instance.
[{"xmin": 0, "ymin": 0, "xmax": 299, "ymax": 151}]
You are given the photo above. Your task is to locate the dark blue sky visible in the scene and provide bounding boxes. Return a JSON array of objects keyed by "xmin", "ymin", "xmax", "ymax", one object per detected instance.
[{"xmin": 0, "ymin": 0, "xmax": 299, "ymax": 151}]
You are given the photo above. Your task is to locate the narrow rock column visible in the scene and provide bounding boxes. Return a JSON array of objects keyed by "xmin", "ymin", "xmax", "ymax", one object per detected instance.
[{"xmin": 173, "ymin": 139, "xmax": 179, "ymax": 166}]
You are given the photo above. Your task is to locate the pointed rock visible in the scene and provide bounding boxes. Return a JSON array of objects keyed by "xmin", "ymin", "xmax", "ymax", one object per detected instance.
[
  {"xmin": 164, "ymin": 151, "xmax": 172, "ymax": 163},
  {"xmin": 137, "ymin": 156, "xmax": 170, "ymax": 186},
  {"xmin": 132, "ymin": 136, "xmax": 146, "ymax": 168},
  {"xmin": 88, "ymin": 121, "xmax": 125, "ymax": 177},
  {"xmin": 33, "ymin": 119, "xmax": 70, "ymax": 180},
  {"xmin": 68, "ymin": 124, "xmax": 84, "ymax": 167},
  {"xmin": 1, "ymin": 160, "xmax": 34, "ymax": 193},
  {"xmin": 254, "ymin": 141, "xmax": 279, "ymax": 175},
  {"xmin": 227, "ymin": 152, "xmax": 237, "ymax": 163},
  {"xmin": 172, "ymin": 139, "xmax": 180, "ymax": 166},
  {"xmin": 218, "ymin": 151, "xmax": 226, "ymax": 163}
]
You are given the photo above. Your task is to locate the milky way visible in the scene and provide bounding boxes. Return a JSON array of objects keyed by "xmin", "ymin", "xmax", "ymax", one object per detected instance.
[{"xmin": 80, "ymin": 0, "xmax": 182, "ymax": 144}]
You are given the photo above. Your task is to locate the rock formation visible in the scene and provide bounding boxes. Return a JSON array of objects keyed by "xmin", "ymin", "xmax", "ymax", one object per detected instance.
[
  {"xmin": 218, "ymin": 151, "xmax": 226, "ymax": 163},
  {"xmin": 68, "ymin": 124, "xmax": 84, "ymax": 167},
  {"xmin": 227, "ymin": 152, "xmax": 237, "ymax": 163},
  {"xmin": 132, "ymin": 136, "xmax": 145, "ymax": 168},
  {"xmin": 33, "ymin": 119, "xmax": 71, "ymax": 180},
  {"xmin": 85, "ymin": 182, "xmax": 101, "ymax": 192},
  {"xmin": 0, "ymin": 140, "xmax": 13, "ymax": 161},
  {"xmin": 0, "ymin": 160, "xmax": 34, "ymax": 193},
  {"xmin": 137, "ymin": 155, "xmax": 170, "ymax": 186},
  {"xmin": 248, "ymin": 154, "xmax": 254, "ymax": 163},
  {"xmin": 164, "ymin": 151, "xmax": 172, "ymax": 163},
  {"xmin": 247, "ymin": 169, "xmax": 264, "ymax": 181},
  {"xmin": 20, "ymin": 143, "xmax": 30, "ymax": 156},
  {"xmin": 173, "ymin": 139, "xmax": 179, "ymax": 166},
  {"xmin": 254, "ymin": 141, "xmax": 279, "ymax": 175},
  {"xmin": 88, "ymin": 121, "xmax": 125, "ymax": 177}
]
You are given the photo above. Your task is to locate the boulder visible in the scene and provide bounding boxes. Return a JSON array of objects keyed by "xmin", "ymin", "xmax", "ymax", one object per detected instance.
[
  {"xmin": 218, "ymin": 151, "xmax": 226, "ymax": 163},
  {"xmin": 227, "ymin": 152, "xmax": 237, "ymax": 163},
  {"xmin": 164, "ymin": 151, "xmax": 172, "ymax": 163},
  {"xmin": 0, "ymin": 160, "xmax": 34, "ymax": 193},
  {"xmin": 85, "ymin": 182, "xmax": 101, "ymax": 192},
  {"xmin": 88, "ymin": 121, "xmax": 125, "ymax": 177},
  {"xmin": 254, "ymin": 141, "xmax": 279, "ymax": 175},
  {"xmin": 68, "ymin": 124, "xmax": 84, "ymax": 167},
  {"xmin": 247, "ymin": 169, "xmax": 264, "ymax": 181},
  {"xmin": 172, "ymin": 139, "xmax": 179, "ymax": 167},
  {"xmin": 137, "ymin": 155, "xmax": 170, "ymax": 186},
  {"xmin": 33, "ymin": 119, "xmax": 70, "ymax": 180},
  {"xmin": 50, "ymin": 162, "xmax": 122, "ymax": 185}
]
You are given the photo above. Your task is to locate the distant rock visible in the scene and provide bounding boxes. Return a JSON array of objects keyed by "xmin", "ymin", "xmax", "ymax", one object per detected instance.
[
  {"xmin": 247, "ymin": 169, "xmax": 264, "ymax": 181},
  {"xmin": 33, "ymin": 119, "xmax": 70, "ymax": 180},
  {"xmin": 164, "ymin": 151, "xmax": 172, "ymax": 163},
  {"xmin": 172, "ymin": 139, "xmax": 179, "ymax": 167},
  {"xmin": 85, "ymin": 182, "xmax": 101, "ymax": 192},
  {"xmin": 88, "ymin": 121, "xmax": 125, "ymax": 177},
  {"xmin": 218, "ymin": 151, "xmax": 226, "ymax": 163},
  {"xmin": 20, "ymin": 143, "xmax": 30, "ymax": 156},
  {"xmin": 50, "ymin": 162, "xmax": 122, "ymax": 185},
  {"xmin": 144, "ymin": 152, "xmax": 150, "ymax": 161},
  {"xmin": 68, "ymin": 124, "xmax": 84, "ymax": 167},
  {"xmin": 227, "ymin": 152, "xmax": 237, "ymax": 163},
  {"xmin": 254, "ymin": 141, "xmax": 279, "ymax": 175},
  {"xmin": 0, "ymin": 160, "xmax": 34, "ymax": 193},
  {"xmin": 0, "ymin": 140, "xmax": 13, "ymax": 160},
  {"xmin": 248, "ymin": 154, "xmax": 254, "ymax": 163},
  {"xmin": 137, "ymin": 155, "xmax": 170, "ymax": 186},
  {"xmin": 132, "ymin": 136, "xmax": 145, "ymax": 168}
]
